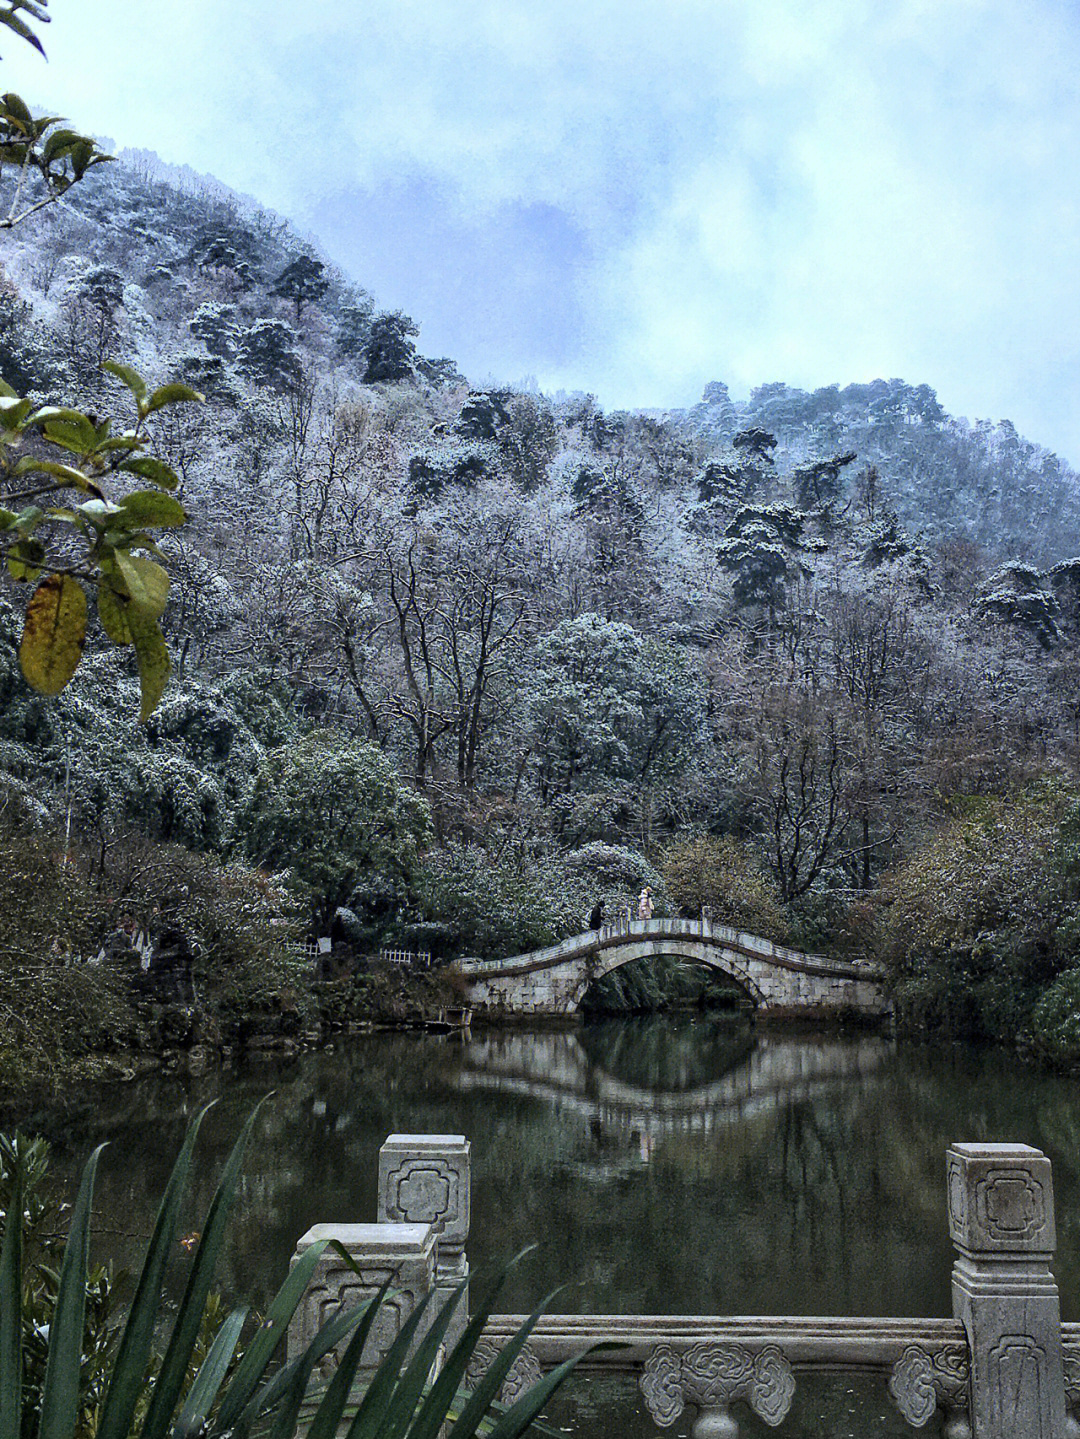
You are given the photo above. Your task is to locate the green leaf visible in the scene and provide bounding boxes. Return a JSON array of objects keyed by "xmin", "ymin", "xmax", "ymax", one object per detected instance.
[
  {"xmin": 37, "ymin": 412, "xmax": 98, "ymax": 455},
  {"xmin": 97, "ymin": 582, "xmax": 133, "ymax": 645},
  {"xmin": 144, "ymin": 382, "xmax": 204, "ymax": 414},
  {"xmin": 236, "ymin": 1289, "xmax": 374, "ymax": 1435},
  {"xmin": 103, "ymin": 360, "xmax": 147, "ymax": 404},
  {"xmin": 0, "ymin": 395, "xmax": 30, "ymax": 429},
  {"xmin": 18, "ymin": 573, "xmax": 88, "ymax": 694},
  {"xmin": 408, "ymin": 1262, "xmax": 532, "ymax": 1439},
  {"xmin": 127, "ymin": 608, "xmax": 170, "ymax": 722},
  {"xmin": 138, "ymin": 1100, "xmax": 271, "ymax": 1439},
  {"xmin": 94, "ymin": 434, "xmax": 143, "ymax": 455},
  {"xmin": 6, "ymin": 536, "xmax": 44, "ymax": 582},
  {"xmin": 38, "ymin": 1145, "xmax": 106, "ymax": 1439},
  {"xmin": 0, "ymin": 14, "xmax": 45, "ymax": 58},
  {"xmin": 446, "ymin": 1281, "xmax": 560, "ymax": 1439},
  {"xmin": 211, "ymin": 1239, "xmax": 332, "ymax": 1434},
  {"xmin": 41, "ymin": 130, "xmax": 80, "ymax": 164},
  {"xmin": 114, "ymin": 549, "xmax": 169, "ymax": 617},
  {"xmin": 261, "ymin": 1302, "xmax": 369, "ymax": 1439},
  {"xmin": 341, "ymin": 1294, "xmax": 435, "ymax": 1439},
  {"xmin": 118, "ymin": 490, "xmax": 187, "ymax": 527},
  {"xmin": 0, "ymin": 505, "xmax": 16, "ymax": 530},
  {"xmin": 375, "ymin": 1274, "xmax": 472, "ymax": 1439},
  {"xmin": 172, "ymin": 1307, "xmax": 248, "ymax": 1439},
  {"xmin": 301, "ymin": 1282, "xmax": 393, "ymax": 1439},
  {"xmin": 0, "ymin": 1137, "xmax": 24, "ymax": 1439},
  {"xmin": 483, "ymin": 1347, "xmax": 620, "ymax": 1439},
  {"xmin": 96, "ymin": 1105, "xmax": 215, "ymax": 1439},
  {"xmin": 0, "ymin": 91, "xmax": 32, "ymax": 127},
  {"xmin": 70, "ymin": 139, "xmax": 99, "ymax": 179},
  {"xmin": 14, "ymin": 456, "xmax": 104, "ymax": 496},
  {"xmin": 119, "ymin": 455, "xmax": 180, "ymax": 491},
  {"xmin": 0, "ymin": 377, "xmax": 17, "ymax": 398},
  {"xmin": 13, "ymin": 505, "xmax": 42, "ymax": 535}
]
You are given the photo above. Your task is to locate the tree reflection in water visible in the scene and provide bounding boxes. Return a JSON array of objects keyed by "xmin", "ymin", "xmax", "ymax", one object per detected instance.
[{"xmin": 6, "ymin": 1020, "xmax": 1080, "ymax": 1436}]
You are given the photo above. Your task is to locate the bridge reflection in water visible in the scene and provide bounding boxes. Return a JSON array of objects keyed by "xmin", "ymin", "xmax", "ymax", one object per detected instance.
[{"xmin": 455, "ymin": 1025, "xmax": 889, "ymax": 1144}]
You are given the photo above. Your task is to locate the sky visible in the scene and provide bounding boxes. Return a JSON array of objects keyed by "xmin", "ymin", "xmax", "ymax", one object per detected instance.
[{"xmin": 7, "ymin": 0, "xmax": 1080, "ymax": 462}]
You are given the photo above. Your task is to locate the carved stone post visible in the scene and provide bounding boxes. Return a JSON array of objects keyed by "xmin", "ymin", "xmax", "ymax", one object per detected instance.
[
  {"xmin": 948, "ymin": 1142, "xmax": 1066, "ymax": 1439},
  {"xmin": 285, "ymin": 1221, "xmax": 436, "ymax": 1380},
  {"xmin": 379, "ymin": 1134, "xmax": 471, "ymax": 1348}
]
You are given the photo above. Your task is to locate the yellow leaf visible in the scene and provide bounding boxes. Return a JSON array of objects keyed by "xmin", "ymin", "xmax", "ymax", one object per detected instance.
[{"xmin": 18, "ymin": 574, "xmax": 88, "ymax": 695}]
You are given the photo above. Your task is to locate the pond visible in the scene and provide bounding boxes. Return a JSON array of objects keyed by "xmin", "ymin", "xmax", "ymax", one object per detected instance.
[{"xmin": 8, "ymin": 1015, "xmax": 1080, "ymax": 1436}]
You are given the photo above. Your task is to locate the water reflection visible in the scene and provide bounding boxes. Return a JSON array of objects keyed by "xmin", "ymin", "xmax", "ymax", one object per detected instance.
[{"xmin": 6, "ymin": 1019, "xmax": 1080, "ymax": 1337}]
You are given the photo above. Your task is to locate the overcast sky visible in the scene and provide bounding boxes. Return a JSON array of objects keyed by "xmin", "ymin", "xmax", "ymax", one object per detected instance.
[{"xmin": 7, "ymin": 0, "xmax": 1080, "ymax": 461}]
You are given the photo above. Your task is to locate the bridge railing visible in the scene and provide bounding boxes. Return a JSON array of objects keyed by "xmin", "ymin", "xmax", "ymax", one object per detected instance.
[
  {"xmin": 288, "ymin": 1133, "xmax": 1071, "ymax": 1438},
  {"xmin": 458, "ymin": 914, "xmax": 880, "ymax": 980}
]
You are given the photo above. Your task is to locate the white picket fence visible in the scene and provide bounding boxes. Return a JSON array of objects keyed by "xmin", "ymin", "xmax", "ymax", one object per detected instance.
[{"xmin": 379, "ymin": 948, "xmax": 433, "ymax": 969}]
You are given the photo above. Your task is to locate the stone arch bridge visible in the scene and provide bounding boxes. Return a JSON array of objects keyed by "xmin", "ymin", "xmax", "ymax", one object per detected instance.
[{"xmin": 456, "ymin": 917, "xmax": 887, "ymax": 1019}]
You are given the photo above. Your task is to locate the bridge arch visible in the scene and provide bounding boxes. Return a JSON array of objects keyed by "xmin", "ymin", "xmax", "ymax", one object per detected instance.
[
  {"xmin": 456, "ymin": 917, "xmax": 888, "ymax": 1020},
  {"xmin": 569, "ymin": 938, "xmax": 769, "ymax": 1013}
]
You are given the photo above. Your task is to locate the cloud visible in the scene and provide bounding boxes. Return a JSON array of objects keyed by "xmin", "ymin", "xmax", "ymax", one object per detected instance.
[
  {"xmin": 7, "ymin": 0, "xmax": 1080, "ymax": 457},
  {"xmin": 311, "ymin": 174, "xmax": 595, "ymax": 377}
]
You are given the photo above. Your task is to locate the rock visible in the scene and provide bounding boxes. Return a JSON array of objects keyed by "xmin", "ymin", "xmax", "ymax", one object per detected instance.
[{"xmin": 187, "ymin": 1044, "xmax": 215, "ymax": 1075}]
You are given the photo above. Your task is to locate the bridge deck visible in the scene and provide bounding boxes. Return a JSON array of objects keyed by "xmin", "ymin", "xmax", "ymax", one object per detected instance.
[{"xmin": 457, "ymin": 916, "xmax": 880, "ymax": 983}]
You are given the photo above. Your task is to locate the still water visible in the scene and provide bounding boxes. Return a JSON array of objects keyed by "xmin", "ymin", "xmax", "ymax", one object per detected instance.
[{"xmin": 9, "ymin": 1016, "xmax": 1080, "ymax": 1436}]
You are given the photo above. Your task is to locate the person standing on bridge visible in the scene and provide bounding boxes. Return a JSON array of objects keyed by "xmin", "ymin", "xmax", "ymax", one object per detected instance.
[
  {"xmin": 638, "ymin": 886, "xmax": 654, "ymax": 921},
  {"xmin": 589, "ymin": 898, "xmax": 605, "ymax": 931}
]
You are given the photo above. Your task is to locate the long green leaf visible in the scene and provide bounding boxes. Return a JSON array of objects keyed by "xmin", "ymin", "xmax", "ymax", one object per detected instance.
[
  {"xmin": 139, "ymin": 1097, "xmax": 270, "ymax": 1439},
  {"xmin": 446, "ymin": 1289, "xmax": 564, "ymax": 1439},
  {"xmin": 210, "ymin": 1236, "xmax": 330, "ymax": 1433},
  {"xmin": 409, "ymin": 1261, "xmax": 538, "ymax": 1439},
  {"xmin": 240, "ymin": 1277, "xmax": 388, "ymax": 1433},
  {"xmin": 380, "ymin": 1275, "xmax": 473, "ymax": 1439},
  {"xmin": 230, "ymin": 1286, "xmax": 376, "ymax": 1439},
  {"xmin": 225, "ymin": 1272, "xmax": 371, "ymax": 1439},
  {"xmin": 102, "ymin": 360, "xmax": 147, "ymax": 404},
  {"xmin": 303, "ymin": 1281, "xmax": 393, "ymax": 1439},
  {"xmin": 0, "ymin": 1140, "xmax": 24, "ymax": 1439},
  {"xmin": 265, "ymin": 1299, "xmax": 371, "ymax": 1439},
  {"xmin": 97, "ymin": 1104, "xmax": 214, "ymax": 1439},
  {"xmin": 172, "ymin": 1306, "xmax": 247, "ymax": 1439},
  {"xmin": 343, "ymin": 1293, "xmax": 435, "ymax": 1439},
  {"xmin": 38, "ymin": 1144, "xmax": 106, "ymax": 1439},
  {"xmin": 483, "ymin": 1346, "xmax": 620, "ymax": 1439}
]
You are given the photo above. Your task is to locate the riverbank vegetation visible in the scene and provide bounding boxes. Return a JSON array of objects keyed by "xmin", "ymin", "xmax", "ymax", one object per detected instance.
[{"xmin": 3, "ymin": 3, "xmax": 1080, "ymax": 1080}]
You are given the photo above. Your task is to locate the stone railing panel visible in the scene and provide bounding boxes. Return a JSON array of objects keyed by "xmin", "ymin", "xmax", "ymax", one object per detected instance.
[
  {"xmin": 288, "ymin": 1136, "xmax": 1072, "ymax": 1436},
  {"xmin": 285, "ymin": 1221, "xmax": 435, "ymax": 1379}
]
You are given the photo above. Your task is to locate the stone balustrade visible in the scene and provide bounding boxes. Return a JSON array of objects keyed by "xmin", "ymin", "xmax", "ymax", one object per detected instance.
[
  {"xmin": 287, "ymin": 1133, "xmax": 1076, "ymax": 1437},
  {"xmin": 454, "ymin": 916, "xmax": 889, "ymax": 1019}
]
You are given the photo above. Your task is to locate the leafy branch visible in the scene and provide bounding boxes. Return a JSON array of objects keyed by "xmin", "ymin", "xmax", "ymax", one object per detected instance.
[
  {"xmin": 0, "ymin": 363, "xmax": 203, "ymax": 718},
  {"xmin": 0, "ymin": 4, "xmax": 114, "ymax": 227}
]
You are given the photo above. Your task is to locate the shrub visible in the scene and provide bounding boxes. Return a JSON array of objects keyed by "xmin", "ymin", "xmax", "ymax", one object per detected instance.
[
  {"xmin": 659, "ymin": 834, "xmax": 789, "ymax": 942},
  {"xmin": 414, "ymin": 843, "xmax": 581, "ymax": 960},
  {"xmin": 1032, "ymin": 971, "xmax": 1080, "ymax": 1066},
  {"xmin": 876, "ymin": 783, "xmax": 1080, "ymax": 1042}
]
